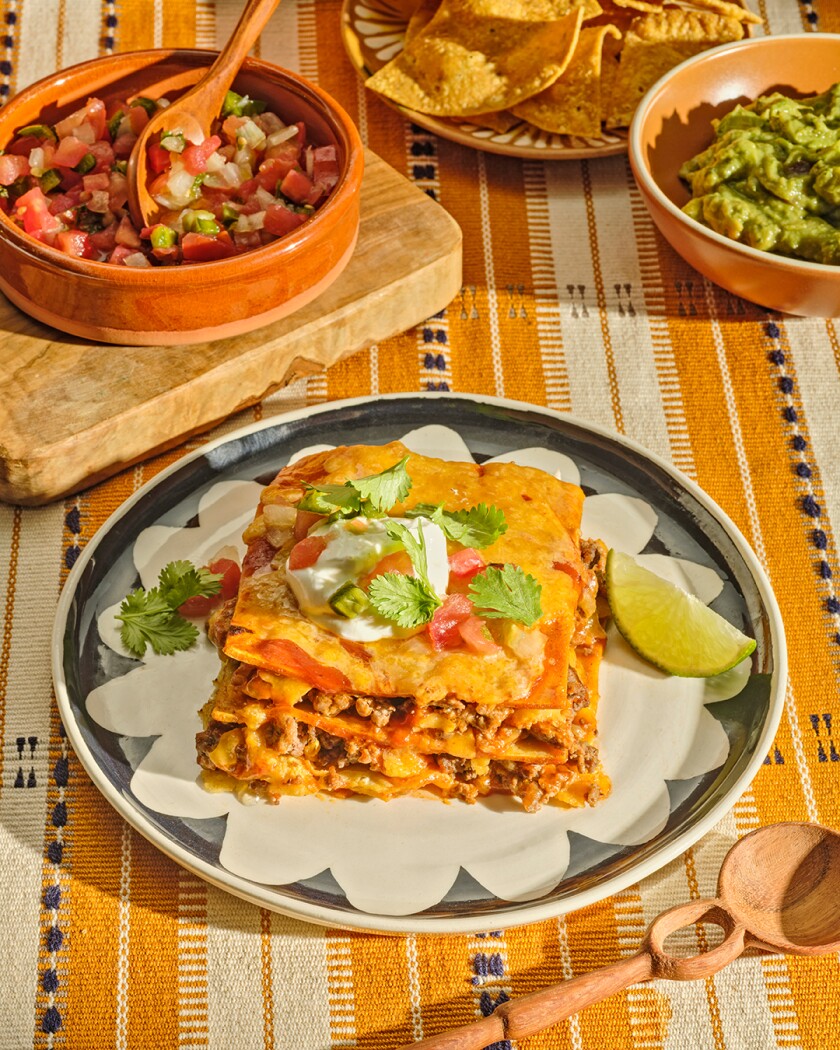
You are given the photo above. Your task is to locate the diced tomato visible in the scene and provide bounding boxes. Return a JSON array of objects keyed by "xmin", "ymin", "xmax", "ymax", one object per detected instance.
[
  {"xmin": 52, "ymin": 135, "xmax": 91, "ymax": 169},
  {"xmin": 128, "ymin": 105, "xmax": 150, "ymax": 135},
  {"xmin": 14, "ymin": 186, "xmax": 61, "ymax": 236},
  {"xmin": 108, "ymin": 170, "xmax": 129, "ymax": 212},
  {"xmin": 0, "ymin": 153, "xmax": 30, "ymax": 185},
  {"xmin": 7, "ymin": 135, "xmax": 41, "ymax": 157},
  {"xmin": 87, "ymin": 139, "xmax": 115, "ymax": 173},
  {"xmin": 279, "ymin": 167, "xmax": 315, "ymax": 204},
  {"xmin": 256, "ymin": 155, "xmax": 297, "ymax": 191},
  {"xmin": 448, "ymin": 547, "xmax": 486, "ymax": 580},
  {"xmin": 48, "ymin": 187, "xmax": 83, "ymax": 215},
  {"xmin": 428, "ymin": 593, "xmax": 473, "ymax": 650},
  {"xmin": 177, "ymin": 555, "xmax": 240, "ymax": 618},
  {"xmin": 264, "ymin": 132, "xmax": 302, "ymax": 165},
  {"xmin": 59, "ymin": 168, "xmax": 84, "ymax": 191},
  {"xmin": 84, "ymin": 97, "xmax": 107, "ymax": 140},
  {"xmin": 147, "ymin": 141, "xmax": 171, "ymax": 175},
  {"xmin": 263, "ymin": 203, "xmax": 306, "ymax": 237},
  {"xmin": 209, "ymin": 557, "xmax": 241, "ymax": 601},
  {"xmin": 114, "ymin": 215, "xmax": 142, "ymax": 248},
  {"xmin": 358, "ymin": 551, "xmax": 415, "ymax": 592},
  {"xmin": 288, "ymin": 535, "xmax": 328, "ymax": 570},
  {"xmin": 181, "ymin": 230, "xmax": 236, "ymax": 262},
  {"xmin": 312, "ymin": 145, "xmax": 340, "ymax": 186},
  {"xmin": 82, "ymin": 171, "xmax": 110, "ymax": 194},
  {"xmin": 112, "ymin": 132, "xmax": 137, "ymax": 159},
  {"xmin": 221, "ymin": 115, "xmax": 247, "ymax": 141},
  {"xmin": 54, "ymin": 103, "xmax": 89, "ymax": 140},
  {"xmin": 182, "ymin": 135, "xmax": 222, "ymax": 175},
  {"xmin": 457, "ymin": 615, "xmax": 502, "ymax": 655},
  {"xmin": 55, "ymin": 229, "xmax": 94, "ymax": 258},
  {"xmin": 108, "ymin": 244, "xmax": 142, "ymax": 265},
  {"xmin": 293, "ymin": 509, "xmax": 324, "ymax": 541},
  {"xmin": 88, "ymin": 224, "xmax": 118, "ymax": 255},
  {"xmin": 234, "ymin": 177, "xmax": 259, "ymax": 203}
]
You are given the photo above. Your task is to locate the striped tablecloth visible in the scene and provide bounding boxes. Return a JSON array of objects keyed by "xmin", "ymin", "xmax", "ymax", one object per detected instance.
[{"xmin": 2, "ymin": 2, "xmax": 839, "ymax": 1048}]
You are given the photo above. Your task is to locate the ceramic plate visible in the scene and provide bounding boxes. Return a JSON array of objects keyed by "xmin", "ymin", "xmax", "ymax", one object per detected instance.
[
  {"xmin": 339, "ymin": 0, "xmax": 629, "ymax": 160},
  {"xmin": 53, "ymin": 395, "xmax": 785, "ymax": 934}
]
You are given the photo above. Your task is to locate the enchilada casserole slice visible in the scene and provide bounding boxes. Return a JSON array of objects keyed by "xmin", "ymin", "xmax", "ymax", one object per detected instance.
[{"xmin": 196, "ymin": 442, "xmax": 610, "ymax": 812}]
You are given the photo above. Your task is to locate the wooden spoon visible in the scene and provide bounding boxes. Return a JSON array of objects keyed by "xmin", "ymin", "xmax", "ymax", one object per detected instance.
[
  {"xmin": 395, "ymin": 822, "xmax": 840, "ymax": 1050},
  {"xmin": 126, "ymin": 0, "xmax": 281, "ymax": 229}
]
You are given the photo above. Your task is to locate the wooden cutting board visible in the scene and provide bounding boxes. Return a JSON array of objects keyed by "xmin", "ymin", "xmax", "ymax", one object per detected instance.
[{"xmin": 0, "ymin": 148, "xmax": 462, "ymax": 506}]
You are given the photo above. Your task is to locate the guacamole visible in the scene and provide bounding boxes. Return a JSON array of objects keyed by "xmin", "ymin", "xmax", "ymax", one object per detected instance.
[{"xmin": 679, "ymin": 83, "xmax": 840, "ymax": 265}]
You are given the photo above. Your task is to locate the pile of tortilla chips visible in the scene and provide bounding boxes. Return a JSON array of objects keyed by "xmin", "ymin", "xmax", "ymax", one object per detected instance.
[{"xmin": 365, "ymin": 0, "xmax": 760, "ymax": 138}]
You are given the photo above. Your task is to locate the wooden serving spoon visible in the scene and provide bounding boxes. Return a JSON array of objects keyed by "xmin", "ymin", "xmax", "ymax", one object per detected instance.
[
  {"xmin": 395, "ymin": 822, "xmax": 840, "ymax": 1050},
  {"xmin": 126, "ymin": 0, "xmax": 281, "ymax": 229}
]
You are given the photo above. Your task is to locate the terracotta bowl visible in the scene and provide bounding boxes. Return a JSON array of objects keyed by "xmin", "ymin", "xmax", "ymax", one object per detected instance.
[
  {"xmin": 629, "ymin": 34, "xmax": 840, "ymax": 318},
  {"xmin": 0, "ymin": 49, "xmax": 364, "ymax": 344}
]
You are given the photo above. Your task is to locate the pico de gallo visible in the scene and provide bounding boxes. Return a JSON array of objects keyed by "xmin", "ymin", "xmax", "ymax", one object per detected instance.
[{"xmin": 0, "ymin": 89, "xmax": 340, "ymax": 265}]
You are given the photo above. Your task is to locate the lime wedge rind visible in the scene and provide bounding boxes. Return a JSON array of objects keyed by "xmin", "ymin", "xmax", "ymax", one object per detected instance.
[{"xmin": 605, "ymin": 549, "xmax": 756, "ymax": 678}]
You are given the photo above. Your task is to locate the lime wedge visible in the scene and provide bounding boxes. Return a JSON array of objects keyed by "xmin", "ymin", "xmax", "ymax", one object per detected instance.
[{"xmin": 605, "ymin": 549, "xmax": 756, "ymax": 677}]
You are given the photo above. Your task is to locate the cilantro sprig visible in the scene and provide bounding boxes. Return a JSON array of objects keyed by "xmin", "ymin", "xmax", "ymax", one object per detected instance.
[
  {"xmin": 469, "ymin": 565, "xmax": 542, "ymax": 627},
  {"xmin": 294, "ymin": 455, "xmax": 542, "ymax": 631},
  {"xmin": 116, "ymin": 559, "xmax": 223, "ymax": 657},
  {"xmin": 297, "ymin": 456, "xmax": 412, "ymax": 518},
  {"xmin": 368, "ymin": 520, "xmax": 442, "ymax": 629},
  {"xmin": 405, "ymin": 501, "xmax": 507, "ymax": 549}
]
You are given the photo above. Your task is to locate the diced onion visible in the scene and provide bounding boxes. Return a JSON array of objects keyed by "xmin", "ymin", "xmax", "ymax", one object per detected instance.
[
  {"xmin": 204, "ymin": 151, "xmax": 227, "ymax": 173},
  {"xmin": 27, "ymin": 147, "xmax": 45, "ymax": 176},
  {"xmin": 266, "ymin": 125, "xmax": 299, "ymax": 147},
  {"xmin": 254, "ymin": 185, "xmax": 276, "ymax": 210},
  {"xmin": 153, "ymin": 164, "xmax": 198, "ymax": 209},
  {"xmin": 237, "ymin": 119, "xmax": 266, "ymax": 150},
  {"xmin": 86, "ymin": 189, "xmax": 111, "ymax": 213},
  {"xmin": 234, "ymin": 210, "xmax": 265, "ymax": 232},
  {"xmin": 123, "ymin": 252, "xmax": 151, "ymax": 268},
  {"xmin": 74, "ymin": 122, "xmax": 96, "ymax": 145},
  {"xmin": 262, "ymin": 504, "xmax": 296, "ymax": 546}
]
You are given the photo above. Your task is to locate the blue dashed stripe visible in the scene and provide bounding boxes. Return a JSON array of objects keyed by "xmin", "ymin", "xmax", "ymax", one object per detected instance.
[
  {"xmin": 0, "ymin": 3, "xmax": 17, "ymax": 101},
  {"xmin": 103, "ymin": 0, "xmax": 117, "ymax": 52},
  {"xmin": 764, "ymin": 322, "xmax": 839, "ymax": 645}
]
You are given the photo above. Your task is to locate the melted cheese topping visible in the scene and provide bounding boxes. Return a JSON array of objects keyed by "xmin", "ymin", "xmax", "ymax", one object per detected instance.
[{"xmin": 225, "ymin": 442, "xmax": 586, "ymax": 707}]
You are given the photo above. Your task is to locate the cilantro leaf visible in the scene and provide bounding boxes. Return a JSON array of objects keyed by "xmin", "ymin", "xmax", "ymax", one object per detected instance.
[
  {"xmin": 406, "ymin": 502, "xmax": 507, "ymax": 549},
  {"xmin": 296, "ymin": 457, "xmax": 412, "ymax": 518},
  {"xmin": 115, "ymin": 559, "xmax": 222, "ymax": 658},
  {"xmin": 298, "ymin": 482, "xmax": 362, "ymax": 517},
  {"xmin": 469, "ymin": 565, "xmax": 542, "ymax": 626},
  {"xmin": 383, "ymin": 519, "xmax": 432, "ymax": 585},
  {"xmin": 158, "ymin": 560, "xmax": 223, "ymax": 608},
  {"xmin": 116, "ymin": 587, "xmax": 201, "ymax": 657},
  {"xmin": 350, "ymin": 455, "xmax": 412, "ymax": 512},
  {"xmin": 368, "ymin": 573, "xmax": 441, "ymax": 628}
]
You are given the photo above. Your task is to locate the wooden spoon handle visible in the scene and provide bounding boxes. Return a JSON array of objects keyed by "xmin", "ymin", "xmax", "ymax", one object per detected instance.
[
  {"xmin": 393, "ymin": 951, "xmax": 654, "ymax": 1050},
  {"xmin": 189, "ymin": 0, "xmax": 280, "ymax": 114}
]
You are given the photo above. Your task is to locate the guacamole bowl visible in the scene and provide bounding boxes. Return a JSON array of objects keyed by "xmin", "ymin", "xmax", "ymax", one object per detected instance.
[
  {"xmin": 629, "ymin": 34, "xmax": 840, "ymax": 317},
  {"xmin": 0, "ymin": 49, "xmax": 364, "ymax": 344}
]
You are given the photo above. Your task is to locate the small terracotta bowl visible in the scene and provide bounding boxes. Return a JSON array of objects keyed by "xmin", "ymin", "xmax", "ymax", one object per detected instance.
[
  {"xmin": 629, "ymin": 34, "xmax": 840, "ymax": 318},
  {"xmin": 0, "ymin": 49, "xmax": 364, "ymax": 344}
]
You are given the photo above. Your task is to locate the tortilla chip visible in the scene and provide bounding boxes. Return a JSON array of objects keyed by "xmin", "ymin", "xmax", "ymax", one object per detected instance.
[
  {"xmin": 512, "ymin": 24, "xmax": 622, "ymax": 137},
  {"xmin": 405, "ymin": 0, "xmax": 439, "ymax": 43},
  {"xmin": 682, "ymin": 0, "xmax": 762, "ymax": 23},
  {"xmin": 603, "ymin": 10, "xmax": 744, "ymax": 128},
  {"xmin": 366, "ymin": 0, "xmax": 585, "ymax": 116},
  {"xmin": 458, "ymin": 109, "xmax": 521, "ymax": 133}
]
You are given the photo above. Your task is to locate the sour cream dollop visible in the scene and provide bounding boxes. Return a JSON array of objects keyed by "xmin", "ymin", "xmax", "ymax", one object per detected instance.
[{"xmin": 285, "ymin": 516, "xmax": 449, "ymax": 642}]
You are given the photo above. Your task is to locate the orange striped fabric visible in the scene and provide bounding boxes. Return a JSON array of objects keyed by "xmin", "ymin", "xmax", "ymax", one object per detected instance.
[{"xmin": 0, "ymin": 2, "xmax": 839, "ymax": 1049}]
